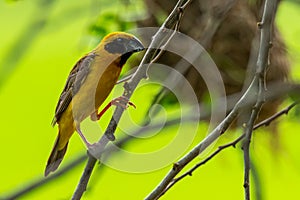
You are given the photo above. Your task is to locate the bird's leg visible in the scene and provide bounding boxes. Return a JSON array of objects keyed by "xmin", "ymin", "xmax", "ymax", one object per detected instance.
[
  {"xmin": 90, "ymin": 96, "xmax": 136, "ymax": 121},
  {"xmin": 75, "ymin": 122, "xmax": 91, "ymax": 148}
]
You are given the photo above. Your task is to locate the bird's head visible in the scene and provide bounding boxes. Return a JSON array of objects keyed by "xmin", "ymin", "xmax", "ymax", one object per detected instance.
[
  {"xmin": 102, "ymin": 32, "xmax": 145, "ymax": 55},
  {"xmin": 99, "ymin": 32, "xmax": 145, "ymax": 67}
]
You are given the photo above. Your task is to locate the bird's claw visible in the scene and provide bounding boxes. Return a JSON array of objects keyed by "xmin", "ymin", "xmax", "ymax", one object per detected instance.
[{"xmin": 90, "ymin": 96, "xmax": 136, "ymax": 121}]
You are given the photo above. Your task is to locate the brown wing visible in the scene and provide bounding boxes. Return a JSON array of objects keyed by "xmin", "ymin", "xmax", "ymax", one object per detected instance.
[{"xmin": 51, "ymin": 52, "xmax": 96, "ymax": 126}]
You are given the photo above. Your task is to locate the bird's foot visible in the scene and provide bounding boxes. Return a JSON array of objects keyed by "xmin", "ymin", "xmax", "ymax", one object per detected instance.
[{"xmin": 90, "ymin": 96, "xmax": 136, "ymax": 121}]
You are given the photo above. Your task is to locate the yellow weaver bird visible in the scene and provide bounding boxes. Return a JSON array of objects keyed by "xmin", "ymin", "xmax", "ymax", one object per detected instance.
[{"xmin": 45, "ymin": 32, "xmax": 144, "ymax": 176}]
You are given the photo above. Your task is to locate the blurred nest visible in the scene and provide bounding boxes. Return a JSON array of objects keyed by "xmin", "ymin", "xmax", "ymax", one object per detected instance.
[{"xmin": 135, "ymin": 0, "xmax": 290, "ymax": 131}]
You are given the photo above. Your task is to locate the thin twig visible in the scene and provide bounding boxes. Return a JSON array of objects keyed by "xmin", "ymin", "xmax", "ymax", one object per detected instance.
[
  {"xmin": 156, "ymin": 134, "xmax": 244, "ymax": 198},
  {"xmin": 116, "ymin": 73, "xmax": 133, "ymax": 84},
  {"xmin": 242, "ymin": 1, "xmax": 278, "ymax": 199},
  {"xmin": 146, "ymin": 101, "xmax": 297, "ymax": 198},
  {"xmin": 71, "ymin": 0, "xmax": 192, "ymax": 199},
  {"xmin": 253, "ymin": 102, "xmax": 298, "ymax": 129}
]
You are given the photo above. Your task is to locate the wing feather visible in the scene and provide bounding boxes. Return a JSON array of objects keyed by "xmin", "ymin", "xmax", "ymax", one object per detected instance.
[{"xmin": 51, "ymin": 52, "xmax": 96, "ymax": 126}]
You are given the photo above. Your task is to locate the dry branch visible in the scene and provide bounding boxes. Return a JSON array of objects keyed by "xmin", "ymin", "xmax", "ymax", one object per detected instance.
[
  {"xmin": 242, "ymin": 0, "xmax": 279, "ymax": 199},
  {"xmin": 150, "ymin": 102, "xmax": 297, "ymax": 198}
]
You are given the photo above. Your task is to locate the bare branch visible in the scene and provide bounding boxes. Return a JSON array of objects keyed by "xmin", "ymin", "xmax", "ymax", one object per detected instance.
[
  {"xmin": 156, "ymin": 134, "xmax": 244, "ymax": 199},
  {"xmin": 148, "ymin": 101, "xmax": 297, "ymax": 198},
  {"xmin": 242, "ymin": 1, "xmax": 279, "ymax": 199},
  {"xmin": 253, "ymin": 102, "xmax": 298, "ymax": 130}
]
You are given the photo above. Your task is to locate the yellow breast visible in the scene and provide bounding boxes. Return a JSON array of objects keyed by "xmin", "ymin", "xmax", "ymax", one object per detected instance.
[{"xmin": 71, "ymin": 54, "xmax": 122, "ymax": 123}]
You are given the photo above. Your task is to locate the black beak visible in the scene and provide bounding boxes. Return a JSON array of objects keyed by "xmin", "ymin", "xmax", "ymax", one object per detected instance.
[{"xmin": 127, "ymin": 37, "xmax": 145, "ymax": 53}]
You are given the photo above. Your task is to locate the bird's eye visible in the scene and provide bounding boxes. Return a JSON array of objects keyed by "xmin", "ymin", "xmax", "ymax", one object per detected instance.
[{"xmin": 117, "ymin": 38, "xmax": 122, "ymax": 42}]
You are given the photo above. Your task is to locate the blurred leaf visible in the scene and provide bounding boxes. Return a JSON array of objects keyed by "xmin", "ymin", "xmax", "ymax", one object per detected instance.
[
  {"xmin": 88, "ymin": 12, "xmax": 134, "ymax": 37},
  {"xmin": 0, "ymin": 0, "xmax": 55, "ymax": 90},
  {"xmin": 5, "ymin": 0, "xmax": 22, "ymax": 3},
  {"xmin": 286, "ymin": 0, "xmax": 300, "ymax": 4}
]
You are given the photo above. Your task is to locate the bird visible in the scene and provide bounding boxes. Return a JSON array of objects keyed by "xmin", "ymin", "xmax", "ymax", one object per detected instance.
[{"xmin": 45, "ymin": 32, "xmax": 144, "ymax": 176}]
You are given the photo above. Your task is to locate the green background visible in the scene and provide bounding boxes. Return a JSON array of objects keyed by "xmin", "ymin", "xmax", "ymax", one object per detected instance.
[{"xmin": 0, "ymin": 0, "xmax": 300, "ymax": 199}]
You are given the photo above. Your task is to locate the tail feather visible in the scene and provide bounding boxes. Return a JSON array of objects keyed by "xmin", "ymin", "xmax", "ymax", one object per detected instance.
[{"xmin": 45, "ymin": 135, "xmax": 68, "ymax": 177}]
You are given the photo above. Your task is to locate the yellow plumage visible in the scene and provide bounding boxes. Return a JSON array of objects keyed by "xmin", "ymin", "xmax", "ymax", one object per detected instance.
[{"xmin": 45, "ymin": 32, "xmax": 144, "ymax": 176}]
